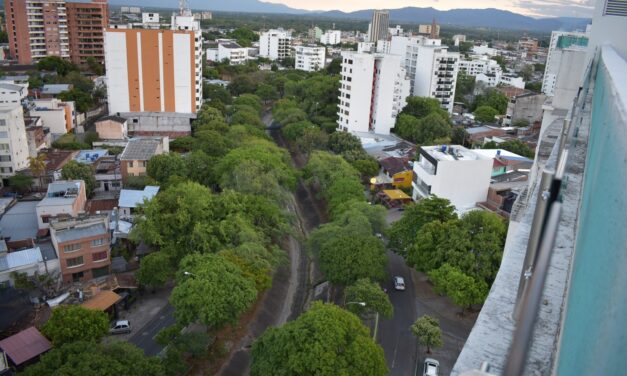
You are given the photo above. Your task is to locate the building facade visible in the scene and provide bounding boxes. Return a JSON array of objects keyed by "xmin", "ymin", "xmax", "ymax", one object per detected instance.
[
  {"xmin": 104, "ymin": 14, "xmax": 202, "ymax": 117},
  {"xmin": 0, "ymin": 104, "xmax": 29, "ymax": 185},
  {"xmin": 29, "ymin": 98, "xmax": 76, "ymax": 135},
  {"xmin": 337, "ymin": 52, "xmax": 410, "ymax": 135},
  {"xmin": 295, "ymin": 45, "xmax": 325, "ymax": 72},
  {"xmin": 320, "ymin": 30, "xmax": 341, "ymax": 45},
  {"xmin": 36, "ymin": 180, "xmax": 87, "ymax": 229},
  {"xmin": 409, "ymin": 42, "xmax": 459, "ymax": 114},
  {"xmin": 412, "ymin": 145, "xmax": 493, "ymax": 209},
  {"xmin": 206, "ymin": 40, "xmax": 248, "ymax": 65},
  {"xmin": 368, "ymin": 10, "xmax": 389, "ymax": 42},
  {"xmin": 4, "ymin": 0, "xmax": 108, "ymax": 65},
  {"xmin": 259, "ymin": 29, "xmax": 291, "ymax": 61},
  {"xmin": 119, "ymin": 137, "xmax": 168, "ymax": 183},
  {"xmin": 50, "ymin": 215, "xmax": 111, "ymax": 283},
  {"xmin": 542, "ymin": 29, "xmax": 590, "ymax": 97}
]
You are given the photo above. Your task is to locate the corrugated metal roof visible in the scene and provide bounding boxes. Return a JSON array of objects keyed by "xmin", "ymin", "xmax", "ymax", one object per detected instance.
[
  {"xmin": 0, "ymin": 327, "xmax": 51, "ymax": 365},
  {"xmin": 54, "ymin": 223, "xmax": 107, "ymax": 243},
  {"xmin": 0, "ymin": 201, "xmax": 39, "ymax": 241},
  {"xmin": 118, "ymin": 186, "xmax": 159, "ymax": 208},
  {"xmin": 82, "ymin": 290, "xmax": 122, "ymax": 311},
  {"xmin": 0, "ymin": 247, "xmax": 42, "ymax": 272},
  {"xmin": 120, "ymin": 139, "xmax": 160, "ymax": 161},
  {"xmin": 41, "ymin": 84, "xmax": 71, "ymax": 94}
]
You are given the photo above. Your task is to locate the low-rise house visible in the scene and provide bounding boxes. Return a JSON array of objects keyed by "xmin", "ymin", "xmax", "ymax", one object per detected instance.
[
  {"xmin": 95, "ymin": 115, "xmax": 128, "ymax": 140},
  {"xmin": 379, "ymin": 157, "xmax": 413, "ymax": 189},
  {"xmin": 0, "ymin": 327, "xmax": 52, "ymax": 368},
  {"xmin": 40, "ymin": 84, "xmax": 73, "ymax": 98},
  {"xmin": 206, "ymin": 40, "xmax": 249, "ymax": 65},
  {"xmin": 25, "ymin": 117, "xmax": 51, "ymax": 158},
  {"xmin": 118, "ymin": 186, "xmax": 159, "ymax": 220},
  {"xmin": 0, "ymin": 82, "xmax": 28, "ymax": 108},
  {"xmin": 93, "ymin": 156, "xmax": 121, "ymax": 193},
  {"xmin": 28, "ymin": 149, "xmax": 79, "ymax": 190},
  {"xmin": 0, "ymin": 242, "xmax": 59, "ymax": 288},
  {"xmin": 119, "ymin": 137, "xmax": 168, "ymax": 184},
  {"xmin": 29, "ymin": 98, "xmax": 76, "ymax": 136},
  {"xmin": 36, "ymin": 180, "xmax": 87, "ymax": 230},
  {"xmin": 503, "ymin": 92, "xmax": 547, "ymax": 126},
  {"xmin": 50, "ymin": 215, "xmax": 111, "ymax": 283},
  {"xmin": 412, "ymin": 145, "xmax": 493, "ymax": 210}
]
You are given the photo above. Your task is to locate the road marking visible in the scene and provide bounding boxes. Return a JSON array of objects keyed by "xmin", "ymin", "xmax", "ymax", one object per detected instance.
[{"xmin": 391, "ymin": 337, "xmax": 400, "ymax": 369}]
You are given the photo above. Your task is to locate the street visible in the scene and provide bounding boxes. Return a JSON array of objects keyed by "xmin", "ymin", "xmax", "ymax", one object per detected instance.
[
  {"xmin": 128, "ymin": 304, "xmax": 176, "ymax": 356},
  {"xmin": 378, "ymin": 251, "xmax": 418, "ymax": 376}
]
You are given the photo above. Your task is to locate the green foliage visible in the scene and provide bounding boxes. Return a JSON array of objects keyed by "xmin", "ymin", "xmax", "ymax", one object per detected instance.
[
  {"xmin": 410, "ymin": 315, "xmax": 443, "ymax": 353},
  {"xmin": 161, "ymin": 346, "xmax": 187, "ymax": 376},
  {"xmin": 485, "ymin": 139, "xmax": 535, "ymax": 158},
  {"xmin": 125, "ymin": 175, "xmax": 153, "ymax": 189},
  {"xmin": 229, "ymin": 75, "xmax": 257, "ymax": 96},
  {"xmin": 147, "ymin": 153, "xmax": 188, "ymax": 184},
  {"xmin": 230, "ymin": 107, "xmax": 265, "ymax": 129},
  {"xmin": 21, "ymin": 341, "xmax": 164, "ymax": 376},
  {"xmin": 233, "ymin": 94, "xmax": 263, "ymax": 113},
  {"xmin": 525, "ymin": 81, "xmax": 542, "ymax": 92},
  {"xmin": 451, "ymin": 126, "xmax": 470, "ymax": 146},
  {"xmin": 137, "ymin": 252, "xmax": 174, "ymax": 289},
  {"xmin": 325, "ymin": 58, "xmax": 342, "ymax": 75},
  {"xmin": 58, "ymin": 88, "xmax": 94, "ymax": 113},
  {"xmin": 512, "ymin": 119, "xmax": 530, "ymax": 127},
  {"xmin": 401, "ymin": 97, "xmax": 449, "ymax": 120},
  {"xmin": 388, "ymin": 196, "xmax": 457, "ymax": 256},
  {"xmin": 251, "ymin": 302, "xmax": 388, "ymax": 376},
  {"xmin": 83, "ymin": 131, "xmax": 99, "ymax": 146},
  {"xmin": 428, "ymin": 264, "xmax": 488, "ymax": 310},
  {"xmin": 228, "ymin": 27, "xmax": 258, "ymax": 47},
  {"xmin": 51, "ymin": 133, "xmax": 91, "ymax": 150},
  {"xmin": 218, "ymin": 242, "xmax": 282, "ymax": 292},
  {"xmin": 8, "ymin": 173, "xmax": 33, "ymax": 193},
  {"xmin": 395, "ymin": 98, "xmax": 452, "ymax": 144},
  {"xmin": 155, "ymin": 324, "xmax": 183, "ymax": 346},
  {"xmin": 283, "ymin": 121, "xmax": 328, "ymax": 154},
  {"xmin": 85, "ymin": 57, "xmax": 104, "ymax": 75},
  {"xmin": 327, "ymin": 131, "xmax": 362, "ymax": 154},
  {"xmin": 474, "ymin": 105, "xmax": 499, "ymax": 123},
  {"xmin": 41, "ymin": 306, "xmax": 108, "ymax": 346},
  {"xmin": 255, "ymin": 83, "xmax": 279, "ymax": 103},
  {"xmin": 345, "ymin": 278, "xmax": 393, "ymax": 318},
  {"xmin": 61, "ymin": 160, "xmax": 96, "ymax": 197},
  {"xmin": 203, "ymin": 84, "xmax": 232, "ymax": 104},
  {"xmin": 170, "ymin": 253, "xmax": 257, "ymax": 327},
  {"xmin": 459, "ymin": 41, "xmax": 474, "ymax": 54},
  {"xmin": 474, "ymin": 89, "xmax": 509, "ymax": 114},
  {"xmin": 491, "ymin": 55, "xmax": 507, "ymax": 71},
  {"xmin": 37, "ymin": 56, "xmax": 78, "ymax": 76},
  {"xmin": 455, "ymin": 71, "xmax": 476, "ymax": 104}
]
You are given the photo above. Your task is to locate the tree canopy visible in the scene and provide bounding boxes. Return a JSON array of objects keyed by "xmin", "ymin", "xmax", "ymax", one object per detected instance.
[
  {"xmin": 251, "ymin": 302, "xmax": 388, "ymax": 376},
  {"xmin": 474, "ymin": 105, "xmax": 499, "ymax": 123},
  {"xmin": 61, "ymin": 160, "xmax": 96, "ymax": 197},
  {"xmin": 136, "ymin": 251, "xmax": 174, "ymax": 289},
  {"xmin": 411, "ymin": 315, "xmax": 443, "ymax": 354},
  {"xmin": 41, "ymin": 306, "xmax": 108, "ymax": 346},
  {"xmin": 345, "ymin": 278, "xmax": 393, "ymax": 318}
]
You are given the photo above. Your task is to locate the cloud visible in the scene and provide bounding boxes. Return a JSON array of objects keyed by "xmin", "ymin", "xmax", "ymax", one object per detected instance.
[{"xmin": 512, "ymin": 0, "xmax": 595, "ymax": 17}]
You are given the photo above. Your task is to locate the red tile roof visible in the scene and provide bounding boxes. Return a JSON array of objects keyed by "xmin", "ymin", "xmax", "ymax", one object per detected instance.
[{"xmin": 0, "ymin": 327, "xmax": 51, "ymax": 365}]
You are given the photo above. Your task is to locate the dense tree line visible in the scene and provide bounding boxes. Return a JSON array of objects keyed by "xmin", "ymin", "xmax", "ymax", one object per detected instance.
[{"xmin": 393, "ymin": 97, "xmax": 452, "ymax": 145}]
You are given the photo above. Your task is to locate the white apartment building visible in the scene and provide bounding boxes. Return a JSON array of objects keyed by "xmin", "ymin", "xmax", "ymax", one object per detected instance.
[
  {"xmin": 259, "ymin": 29, "xmax": 291, "ymax": 61},
  {"xmin": 0, "ymin": 83, "xmax": 28, "ymax": 108},
  {"xmin": 142, "ymin": 12, "xmax": 159, "ymax": 24},
  {"xmin": 30, "ymin": 98, "xmax": 76, "ymax": 135},
  {"xmin": 105, "ymin": 14, "xmax": 203, "ymax": 116},
  {"xmin": 337, "ymin": 52, "xmax": 411, "ymax": 135},
  {"xmin": 472, "ymin": 44, "xmax": 498, "ymax": 57},
  {"xmin": 206, "ymin": 41, "xmax": 248, "ymax": 65},
  {"xmin": 358, "ymin": 42, "xmax": 375, "ymax": 53},
  {"xmin": 295, "ymin": 46, "xmax": 326, "ymax": 72},
  {"xmin": 542, "ymin": 28, "xmax": 590, "ymax": 97},
  {"xmin": 0, "ymin": 104, "xmax": 29, "ymax": 184},
  {"xmin": 412, "ymin": 145, "xmax": 493, "ymax": 209},
  {"xmin": 500, "ymin": 75, "xmax": 525, "ymax": 89},
  {"xmin": 458, "ymin": 56, "xmax": 502, "ymax": 77},
  {"xmin": 320, "ymin": 30, "xmax": 341, "ymax": 45}
]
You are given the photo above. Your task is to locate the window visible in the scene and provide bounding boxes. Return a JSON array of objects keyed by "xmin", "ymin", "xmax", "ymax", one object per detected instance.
[
  {"xmin": 128, "ymin": 161, "xmax": 133, "ymax": 167},
  {"xmin": 91, "ymin": 238, "xmax": 105, "ymax": 247},
  {"xmin": 63, "ymin": 243, "xmax": 81, "ymax": 253},
  {"xmin": 92, "ymin": 251, "xmax": 107, "ymax": 262},
  {"xmin": 66, "ymin": 256, "xmax": 84, "ymax": 268},
  {"xmin": 0, "ymin": 155, "xmax": 11, "ymax": 162}
]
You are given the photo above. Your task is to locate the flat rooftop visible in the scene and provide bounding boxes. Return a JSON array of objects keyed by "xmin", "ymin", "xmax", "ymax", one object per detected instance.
[
  {"xmin": 421, "ymin": 145, "xmax": 489, "ymax": 162},
  {"xmin": 0, "ymin": 201, "xmax": 39, "ymax": 241}
]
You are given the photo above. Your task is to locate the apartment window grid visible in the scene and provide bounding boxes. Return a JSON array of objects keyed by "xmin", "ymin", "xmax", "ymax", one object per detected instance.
[
  {"xmin": 92, "ymin": 250, "xmax": 107, "ymax": 262},
  {"xmin": 66, "ymin": 255, "xmax": 84, "ymax": 268},
  {"xmin": 63, "ymin": 243, "xmax": 81, "ymax": 253},
  {"xmin": 91, "ymin": 238, "xmax": 106, "ymax": 247}
]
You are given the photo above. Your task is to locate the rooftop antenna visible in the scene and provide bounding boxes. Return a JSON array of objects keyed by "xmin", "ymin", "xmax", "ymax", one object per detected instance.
[{"xmin": 179, "ymin": 0, "xmax": 191, "ymax": 16}]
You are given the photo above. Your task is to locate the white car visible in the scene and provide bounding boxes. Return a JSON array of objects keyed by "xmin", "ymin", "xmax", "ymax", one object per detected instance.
[
  {"xmin": 109, "ymin": 320, "xmax": 131, "ymax": 334},
  {"xmin": 423, "ymin": 358, "xmax": 439, "ymax": 376},
  {"xmin": 393, "ymin": 276, "xmax": 405, "ymax": 291}
]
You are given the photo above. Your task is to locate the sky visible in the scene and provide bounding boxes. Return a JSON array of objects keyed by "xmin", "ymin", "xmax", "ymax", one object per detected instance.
[{"xmin": 263, "ymin": 0, "xmax": 596, "ymax": 18}]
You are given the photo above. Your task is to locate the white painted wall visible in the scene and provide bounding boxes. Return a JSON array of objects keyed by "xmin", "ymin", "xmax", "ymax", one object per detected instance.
[
  {"xmin": 0, "ymin": 105, "xmax": 29, "ymax": 179},
  {"xmin": 337, "ymin": 52, "xmax": 374, "ymax": 133},
  {"xmin": 320, "ymin": 30, "xmax": 341, "ymax": 45},
  {"xmin": 295, "ymin": 46, "xmax": 325, "ymax": 72},
  {"xmin": 173, "ymin": 33, "xmax": 192, "ymax": 114},
  {"xmin": 104, "ymin": 31, "xmax": 130, "ymax": 114}
]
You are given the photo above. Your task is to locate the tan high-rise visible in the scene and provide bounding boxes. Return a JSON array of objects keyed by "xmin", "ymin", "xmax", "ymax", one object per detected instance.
[{"xmin": 4, "ymin": 0, "xmax": 108, "ymax": 65}]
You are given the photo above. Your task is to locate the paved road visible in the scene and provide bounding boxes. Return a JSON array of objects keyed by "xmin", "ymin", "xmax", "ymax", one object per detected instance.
[
  {"xmin": 128, "ymin": 304, "xmax": 176, "ymax": 356},
  {"xmin": 379, "ymin": 251, "xmax": 419, "ymax": 376}
]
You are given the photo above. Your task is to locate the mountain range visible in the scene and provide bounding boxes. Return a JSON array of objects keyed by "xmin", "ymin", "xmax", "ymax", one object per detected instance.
[{"xmin": 108, "ymin": 1, "xmax": 591, "ymax": 32}]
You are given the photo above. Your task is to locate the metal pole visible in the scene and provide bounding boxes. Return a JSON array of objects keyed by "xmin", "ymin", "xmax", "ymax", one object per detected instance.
[
  {"xmin": 513, "ymin": 169, "xmax": 553, "ymax": 320},
  {"xmin": 373, "ymin": 312, "xmax": 379, "ymax": 341},
  {"xmin": 504, "ymin": 202, "xmax": 562, "ymax": 376}
]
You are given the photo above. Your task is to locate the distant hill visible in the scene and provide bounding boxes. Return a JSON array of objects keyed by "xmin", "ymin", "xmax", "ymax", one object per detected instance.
[
  {"xmin": 317, "ymin": 7, "xmax": 590, "ymax": 32},
  {"xmin": 107, "ymin": 1, "xmax": 590, "ymax": 32}
]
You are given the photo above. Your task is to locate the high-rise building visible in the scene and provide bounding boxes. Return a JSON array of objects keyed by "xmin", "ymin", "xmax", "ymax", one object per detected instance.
[
  {"xmin": 337, "ymin": 52, "xmax": 410, "ymax": 135},
  {"xmin": 66, "ymin": 0, "xmax": 109, "ymax": 65},
  {"xmin": 368, "ymin": 10, "xmax": 389, "ymax": 43},
  {"xmin": 542, "ymin": 29, "xmax": 590, "ymax": 97},
  {"xmin": 418, "ymin": 19, "xmax": 440, "ymax": 38},
  {"xmin": 320, "ymin": 30, "xmax": 341, "ymax": 45},
  {"xmin": 391, "ymin": 36, "xmax": 459, "ymax": 113},
  {"xmin": 4, "ymin": 0, "xmax": 108, "ymax": 65},
  {"xmin": 0, "ymin": 104, "xmax": 29, "ymax": 185},
  {"xmin": 104, "ymin": 15, "xmax": 202, "ymax": 119},
  {"xmin": 295, "ymin": 46, "xmax": 325, "ymax": 72},
  {"xmin": 259, "ymin": 29, "xmax": 291, "ymax": 61}
]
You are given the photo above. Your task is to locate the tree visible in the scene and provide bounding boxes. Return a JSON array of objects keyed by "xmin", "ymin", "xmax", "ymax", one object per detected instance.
[
  {"xmin": 428, "ymin": 264, "xmax": 488, "ymax": 312},
  {"xmin": 490, "ymin": 55, "xmax": 507, "ymax": 71},
  {"xmin": 325, "ymin": 58, "xmax": 342, "ymax": 75},
  {"xmin": 8, "ymin": 173, "xmax": 33, "ymax": 193},
  {"xmin": 345, "ymin": 278, "xmax": 393, "ymax": 318},
  {"xmin": 229, "ymin": 75, "xmax": 256, "ymax": 96},
  {"xmin": 251, "ymin": 302, "xmax": 388, "ymax": 376},
  {"xmin": 61, "ymin": 160, "xmax": 97, "ymax": 197},
  {"xmin": 36, "ymin": 56, "xmax": 77, "ymax": 76},
  {"xmin": 493, "ymin": 139, "xmax": 535, "ymax": 158},
  {"xmin": 474, "ymin": 89, "xmax": 508, "ymax": 114},
  {"xmin": 85, "ymin": 57, "xmax": 104, "ymax": 76},
  {"xmin": 416, "ymin": 113, "xmax": 452, "ymax": 145},
  {"xmin": 388, "ymin": 196, "xmax": 457, "ymax": 256},
  {"xmin": 255, "ymin": 83, "xmax": 279, "ymax": 103},
  {"xmin": 410, "ymin": 315, "xmax": 443, "ymax": 353},
  {"xmin": 525, "ymin": 81, "xmax": 542, "ymax": 92},
  {"xmin": 21, "ymin": 341, "xmax": 165, "ymax": 376},
  {"xmin": 228, "ymin": 27, "xmax": 258, "ymax": 47},
  {"xmin": 58, "ymin": 88, "xmax": 94, "ymax": 113},
  {"xmin": 146, "ymin": 153, "xmax": 188, "ymax": 184},
  {"xmin": 327, "ymin": 131, "xmax": 362, "ymax": 154},
  {"xmin": 29, "ymin": 154, "xmax": 47, "ymax": 188},
  {"xmin": 41, "ymin": 305, "xmax": 108, "ymax": 346},
  {"xmin": 401, "ymin": 97, "xmax": 448, "ymax": 119},
  {"xmin": 451, "ymin": 126, "xmax": 470, "ymax": 146},
  {"xmin": 233, "ymin": 94, "xmax": 262, "ymax": 113},
  {"xmin": 203, "ymin": 84, "xmax": 232, "ymax": 104},
  {"xmin": 455, "ymin": 71, "xmax": 475, "ymax": 104},
  {"xmin": 474, "ymin": 105, "xmax": 499, "ymax": 123},
  {"xmin": 512, "ymin": 119, "xmax": 530, "ymax": 127},
  {"xmin": 519, "ymin": 64, "xmax": 533, "ymax": 82},
  {"xmin": 169, "ymin": 253, "xmax": 257, "ymax": 328},
  {"xmin": 136, "ymin": 251, "xmax": 173, "ymax": 290}
]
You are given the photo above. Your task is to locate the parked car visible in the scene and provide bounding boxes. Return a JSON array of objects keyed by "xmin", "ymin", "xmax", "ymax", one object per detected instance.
[
  {"xmin": 109, "ymin": 320, "xmax": 131, "ymax": 334},
  {"xmin": 423, "ymin": 358, "xmax": 439, "ymax": 376},
  {"xmin": 393, "ymin": 276, "xmax": 405, "ymax": 291}
]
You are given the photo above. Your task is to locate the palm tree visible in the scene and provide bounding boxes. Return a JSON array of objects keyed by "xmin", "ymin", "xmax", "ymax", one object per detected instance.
[{"xmin": 29, "ymin": 154, "xmax": 47, "ymax": 190}]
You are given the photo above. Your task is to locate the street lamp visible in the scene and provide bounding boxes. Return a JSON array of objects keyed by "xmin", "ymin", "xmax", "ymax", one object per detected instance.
[
  {"xmin": 346, "ymin": 301, "xmax": 379, "ymax": 341},
  {"xmin": 183, "ymin": 271, "xmax": 197, "ymax": 277},
  {"xmin": 346, "ymin": 301, "xmax": 366, "ymax": 307}
]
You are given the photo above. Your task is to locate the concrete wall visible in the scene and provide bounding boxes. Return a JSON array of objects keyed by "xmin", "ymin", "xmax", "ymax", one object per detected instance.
[
  {"xmin": 122, "ymin": 112, "xmax": 192, "ymax": 138},
  {"xmin": 96, "ymin": 119, "xmax": 128, "ymax": 140}
]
